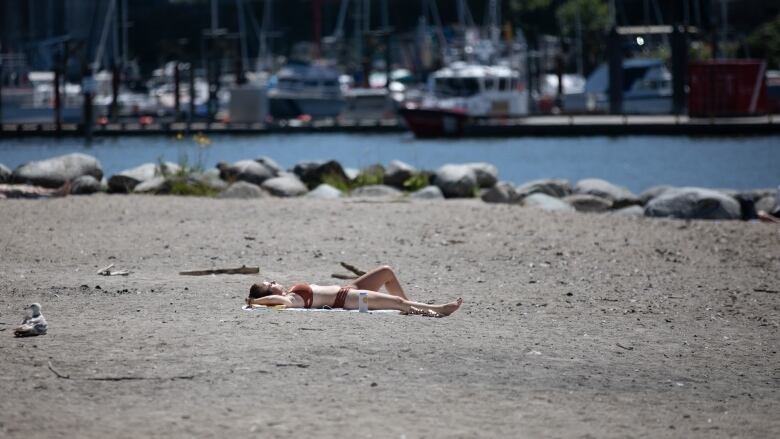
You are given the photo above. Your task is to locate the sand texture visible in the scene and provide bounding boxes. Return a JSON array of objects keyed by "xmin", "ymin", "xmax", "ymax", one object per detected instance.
[{"xmin": 1, "ymin": 195, "xmax": 778, "ymax": 438}]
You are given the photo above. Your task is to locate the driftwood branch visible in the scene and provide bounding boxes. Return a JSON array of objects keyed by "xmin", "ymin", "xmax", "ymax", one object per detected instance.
[
  {"xmin": 47, "ymin": 360, "xmax": 71, "ymax": 379},
  {"xmin": 179, "ymin": 265, "xmax": 259, "ymax": 276},
  {"xmin": 47, "ymin": 360, "xmax": 194, "ymax": 381},
  {"xmin": 340, "ymin": 262, "xmax": 365, "ymax": 276},
  {"xmin": 97, "ymin": 263, "xmax": 130, "ymax": 276}
]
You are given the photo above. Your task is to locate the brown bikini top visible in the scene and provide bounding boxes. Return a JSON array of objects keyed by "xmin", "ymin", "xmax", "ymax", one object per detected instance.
[{"xmin": 289, "ymin": 284, "xmax": 314, "ymax": 308}]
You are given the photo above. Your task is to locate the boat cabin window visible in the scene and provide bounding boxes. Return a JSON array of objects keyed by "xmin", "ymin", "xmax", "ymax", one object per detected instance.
[
  {"xmin": 623, "ymin": 66, "xmax": 650, "ymax": 92},
  {"xmin": 434, "ymin": 77, "xmax": 481, "ymax": 97},
  {"xmin": 498, "ymin": 78, "xmax": 509, "ymax": 91},
  {"xmin": 484, "ymin": 77, "xmax": 496, "ymax": 91}
]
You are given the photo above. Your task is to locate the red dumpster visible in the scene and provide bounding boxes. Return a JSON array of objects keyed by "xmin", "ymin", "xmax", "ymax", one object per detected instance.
[{"xmin": 688, "ymin": 60, "xmax": 768, "ymax": 117}]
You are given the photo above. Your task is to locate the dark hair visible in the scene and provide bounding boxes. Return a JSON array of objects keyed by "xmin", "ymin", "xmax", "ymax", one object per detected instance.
[{"xmin": 249, "ymin": 283, "xmax": 272, "ymax": 299}]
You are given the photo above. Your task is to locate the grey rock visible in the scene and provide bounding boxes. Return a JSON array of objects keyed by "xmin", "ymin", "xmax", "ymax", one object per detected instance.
[
  {"xmin": 133, "ymin": 176, "xmax": 169, "ymax": 194},
  {"xmin": 0, "ymin": 163, "xmax": 11, "ymax": 183},
  {"xmin": 464, "ymin": 162, "xmax": 499, "ymax": 188},
  {"xmin": 261, "ymin": 175, "xmax": 308, "ymax": 197},
  {"xmin": 69, "ymin": 175, "xmax": 102, "ymax": 195},
  {"xmin": 218, "ymin": 181, "xmax": 269, "ymax": 199},
  {"xmin": 384, "ymin": 160, "xmax": 417, "ymax": 188},
  {"xmin": 292, "ymin": 160, "xmax": 349, "ymax": 189},
  {"xmin": 756, "ymin": 195, "xmax": 778, "ymax": 213},
  {"xmin": 191, "ymin": 170, "xmax": 228, "ymax": 192},
  {"xmin": 522, "ymin": 193, "xmax": 575, "ymax": 212},
  {"xmin": 612, "ymin": 205, "xmax": 646, "ymax": 217},
  {"xmin": 644, "ymin": 187, "xmax": 742, "ymax": 220},
  {"xmin": 12, "ymin": 153, "xmax": 103, "ymax": 188},
  {"xmin": 481, "ymin": 181, "xmax": 521, "ymax": 204},
  {"xmin": 575, "ymin": 178, "xmax": 639, "ymax": 208},
  {"xmin": 254, "ymin": 156, "xmax": 283, "ymax": 175},
  {"xmin": 563, "ymin": 194, "xmax": 613, "ymax": 213},
  {"xmin": 351, "ymin": 184, "xmax": 403, "ymax": 198},
  {"xmin": 515, "ymin": 178, "xmax": 572, "ymax": 199},
  {"xmin": 409, "ymin": 185, "xmax": 445, "ymax": 200},
  {"xmin": 433, "ymin": 164, "xmax": 478, "ymax": 198},
  {"xmin": 108, "ymin": 162, "xmax": 179, "ymax": 193},
  {"xmin": 306, "ymin": 183, "xmax": 343, "ymax": 199},
  {"xmin": 639, "ymin": 185, "xmax": 674, "ymax": 205},
  {"xmin": 221, "ymin": 160, "xmax": 275, "ymax": 186}
]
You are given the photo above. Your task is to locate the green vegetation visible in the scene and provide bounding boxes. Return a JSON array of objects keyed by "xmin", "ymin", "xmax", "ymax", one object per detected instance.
[
  {"xmin": 402, "ymin": 173, "xmax": 431, "ymax": 192},
  {"xmin": 320, "ymin": 171, "xmax": 351, "ymax": 192},
  {"xmin": 167, "ymin": 177, "xmax": 220, "ymax": 197},
  {"xmin": 144, "ymin": 134, "xmax": 218, "ymax": 197},
  {"xmin": 747, "ymin": 14, "xmax": 780, "ymax": 69}
]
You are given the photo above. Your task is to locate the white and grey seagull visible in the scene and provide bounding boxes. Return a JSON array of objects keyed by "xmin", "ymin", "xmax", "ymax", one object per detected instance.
[{"xmin": 13, "ymin": 303, "xmax": 48, "ymax": 337}]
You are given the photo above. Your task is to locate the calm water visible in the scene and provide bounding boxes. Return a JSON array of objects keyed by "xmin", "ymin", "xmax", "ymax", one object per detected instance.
[{"xmin": 1, "ymin": 133, "xmax": 778, "ymax": 193}]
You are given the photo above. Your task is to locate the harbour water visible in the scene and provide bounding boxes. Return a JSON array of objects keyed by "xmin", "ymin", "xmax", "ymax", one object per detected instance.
[{"xmin": 1, "ymin": 133, "xmax": 778, "ymax": 193}]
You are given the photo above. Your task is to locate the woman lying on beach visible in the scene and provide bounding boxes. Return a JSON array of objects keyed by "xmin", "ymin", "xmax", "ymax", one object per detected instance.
[{"xmin": 245, "ymin": 265, "xmax": 462, "ymax": 317}]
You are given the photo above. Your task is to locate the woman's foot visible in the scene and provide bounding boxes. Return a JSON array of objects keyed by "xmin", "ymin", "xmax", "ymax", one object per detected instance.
[{"xmin": 436, "ymin": 298, "xmax": 463, "ymax": 316}]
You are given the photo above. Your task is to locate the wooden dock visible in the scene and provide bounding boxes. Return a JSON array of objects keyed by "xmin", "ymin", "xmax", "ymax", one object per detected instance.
[{"xmin": 0, "ymin": 115, "xmax": 778, "ymax": 138}]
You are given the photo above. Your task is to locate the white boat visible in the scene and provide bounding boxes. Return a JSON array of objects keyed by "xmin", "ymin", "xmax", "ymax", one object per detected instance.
[
  {"xmin": 399, "ymin": 62, "xmax": 529, "ymax": 137},
  {"xmin": 563, "ymin": 58, "xmax": 673, "ymax": 114},
  {"xmin": 268, "ymin": 62, "xmax": 344, "ymax": 119}
]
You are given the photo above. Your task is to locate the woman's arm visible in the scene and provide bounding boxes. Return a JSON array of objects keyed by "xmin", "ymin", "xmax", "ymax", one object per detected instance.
[{"xmin": 247, "ymin": 295, "xmax": 294, "ymax": 307}]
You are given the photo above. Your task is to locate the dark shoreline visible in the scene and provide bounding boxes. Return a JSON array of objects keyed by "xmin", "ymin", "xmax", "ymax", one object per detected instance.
[{"xmin": 2, "ymin": 114, "xmax": 779, "ymax": 139}]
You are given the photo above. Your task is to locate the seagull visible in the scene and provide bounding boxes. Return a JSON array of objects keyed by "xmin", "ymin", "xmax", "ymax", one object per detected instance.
[{"xmin": 13, "ymin": 303, "xmax": 48, "ymax": 337}]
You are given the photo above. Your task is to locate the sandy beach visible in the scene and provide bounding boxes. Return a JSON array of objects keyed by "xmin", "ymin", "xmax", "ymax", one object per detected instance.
[{"xmin": 1, "ymin": 195, "xmax": 778, "ymax": 438}]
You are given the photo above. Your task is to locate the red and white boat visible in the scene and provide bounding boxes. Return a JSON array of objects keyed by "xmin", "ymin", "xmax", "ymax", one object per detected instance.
[{"xmin": 399, "ymin": 62, "xmax": 529, "ymax": 137}]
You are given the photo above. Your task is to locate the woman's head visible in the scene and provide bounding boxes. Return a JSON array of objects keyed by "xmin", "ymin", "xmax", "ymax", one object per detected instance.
[{"xmin": 249, "ymin": 280, "xmax": 282, "ymax": 298}]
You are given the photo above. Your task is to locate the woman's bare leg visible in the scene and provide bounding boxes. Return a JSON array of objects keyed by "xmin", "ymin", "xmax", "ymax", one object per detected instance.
[
  {"xmin": 344, "ymin": 290, "xmax": 462, "ymax": 316},
  {"xmin": 350, "ymin": 265, "xmax": 408, "ymax": 300}
]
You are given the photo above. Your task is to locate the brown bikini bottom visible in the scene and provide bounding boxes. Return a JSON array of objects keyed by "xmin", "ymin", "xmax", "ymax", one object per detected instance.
[{"xmin": 332, "ymin": 286, "xmax": 353, "ymax": 309}]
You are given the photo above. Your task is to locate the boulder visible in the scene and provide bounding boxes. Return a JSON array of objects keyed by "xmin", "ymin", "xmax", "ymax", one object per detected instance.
[
  {"xmin": 108, "ymin": 162, "xmax": 179, "ymax": 193},
  {"xmin": 292, "ymin": 160, "xmax": 350, "ymax": 189},
  {"xmin": 464, "ymin": 162, "xmax": 498, "ymax": 188},
  {"xmin": 383, "ymin": 160, "xmax": 417, "ymax": 188},
  {"xmin": 69, "ymin": 175, "xmax": 102, "ymax": 195},
  {"xmin": 575, "ymin": 178, "xmax": 639, "ymax": 208},
  {"xmin": 350, "ymin": 184, "xmax": 402, "ymax": 198},
  {"xmin": 481, "ymin": 181, "xmax": 520, "ymax": 204},
  {"xmin": 190, "ymin": 169, "xmax": 228, "ymax": 192},
  {"xmin": 0, "ymin": 163, "xmax": 11, "ymax": 183},
  {"xmin": 756, "ymin": 195, "xmax": 778, "ymax": 214},
  {"xmin": 261, "ymin": 174, "xmax": 308, "ymax": 197},
  {"xmin": 306, "ymin": 183, "xmax": 343, "ymax": 199},
  {"xmin": 220, "ymin": 160, "xmax": 275, "ymax": 186},
  {"xmin": 515, "ymin": 178, "xmax": 572, "ymax": 199},
  {"xmin": 644, "ymin": 187, "xmax": 742, "ymax": 220},
  {"xmin": 522, "ymin": 193, "xmax": 575, "ymax": 212},
  {"xmin": 433, "ymin": 164, "xmax": 478, "ymax": 198},
  {"xmin": 218, "ymin": 181, "xmax": 269, "ymax": 199},
  {"xmin": 133, "ymin": 176, "xmax": 169, "ymax": 194},
  {"xmin": 612, "ymin": 205, "xmax": 646, "ymax": 217},
  {"xmin": 409, "ymin": 185, "xmax": 445, "ymax": 200},
  {"xmin": 563, "ymin": 194, "xmax": 613, "ymax": 213},
  {"xmin": 12, "ymin": 153, "xmax": 103, "ymax": 188},
  {"xmin": 254, "ymin": 156, "xmax": 283, "ymax": 175},
  {"xmin": 639, "ymin": 185, "xmax": 674, "ymax": 205}
]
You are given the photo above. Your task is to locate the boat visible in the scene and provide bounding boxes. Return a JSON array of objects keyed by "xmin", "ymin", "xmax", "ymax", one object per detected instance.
[
  {"xmin": 267, "ymin": 61, "xmax": 345, "ymax": 120},
  {"xmin": 398, "ymin": 62, "xmax": 529, "ymax": 137},
  {"xmin": 563, "ymin": 58, "xmax": 673, "ymax": 114}
]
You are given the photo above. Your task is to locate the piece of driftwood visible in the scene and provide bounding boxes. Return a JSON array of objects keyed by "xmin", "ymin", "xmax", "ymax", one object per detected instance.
[
  {"xmin": 97, "ymin": 263, "xmax": 130, "ymax": 276},
  {"xmin": 179, "ymin": 265, "xmax": 260, "ymax": 276},
  {"xmin": 340, "ymin": 262, "xmax": 366, "ymax": 276},
  {"xmin": 331, "ymin": 273, "xmax": 357, "ymax": 280}
]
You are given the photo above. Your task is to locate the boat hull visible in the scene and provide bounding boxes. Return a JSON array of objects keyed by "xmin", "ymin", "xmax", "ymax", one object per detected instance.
[{"xmin": 397, "ymin": 108, "xmax": 469, "ymax": 138}]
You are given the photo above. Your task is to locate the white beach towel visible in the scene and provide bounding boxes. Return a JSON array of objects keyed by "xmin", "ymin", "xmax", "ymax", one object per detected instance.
[{"xmin": 242, "ymin": 305, "xmax": 401, "ymax": 314}]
